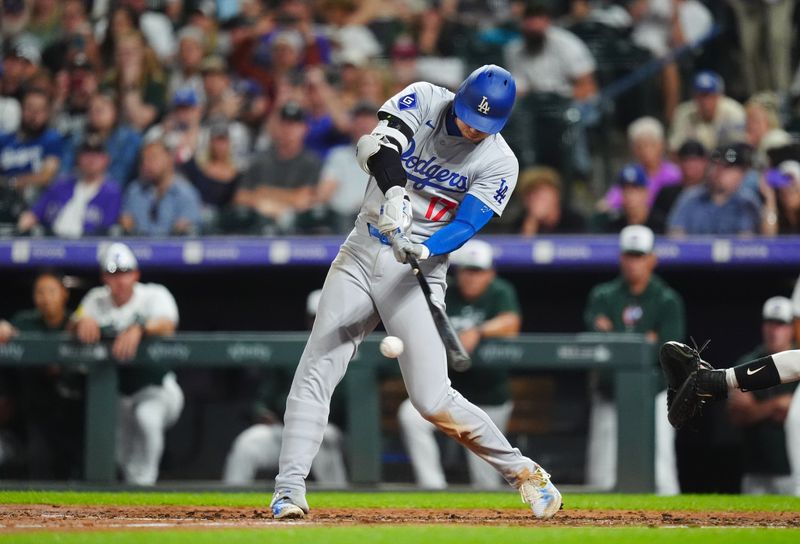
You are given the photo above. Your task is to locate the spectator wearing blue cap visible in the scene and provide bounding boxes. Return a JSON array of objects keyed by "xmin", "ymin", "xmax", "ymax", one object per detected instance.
[
  {"xmin": 591, "ymin": 164, "xmax": 655, "ymax": 233},
  {"xmin": 144, "ymin": 88, "xmax": 203, "ymax": 165},
  {"xmin": 669, "ymin": 71, "xmax": 746, "ymax": 153},
  {"xmin": 667, "ymin": 143, "xmax": 762, "ymax": 235},
  {"xmin": 604, "ymin": 117, "xmax": 681, "ymax": 212}
]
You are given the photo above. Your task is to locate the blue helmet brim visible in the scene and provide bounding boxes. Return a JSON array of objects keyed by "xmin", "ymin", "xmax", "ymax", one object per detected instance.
[{"xmin": 453, "ymin": 98, "xmax": 508, "ymax": 135}]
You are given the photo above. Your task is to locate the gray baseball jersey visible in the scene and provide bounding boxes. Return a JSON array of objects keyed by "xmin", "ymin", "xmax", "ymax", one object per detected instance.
[
  {"xmin": 357, "ymin": 82, "xmax": 518, "ymax": 241},
  {"xmin": 274, "ymin": 82, "xmax": 541, "ymax": 508}
]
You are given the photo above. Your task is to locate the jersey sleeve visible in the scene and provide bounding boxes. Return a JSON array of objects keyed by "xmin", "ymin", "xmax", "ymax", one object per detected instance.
[
  {"xmin": 584, "ymin": 285, "xmax": 609, "ymax": 330},
  {"xmin": 467, "ymin": 153, "xmax": 519, "ymax": 217},
  {"xmin": 72, "ymin": 288, "xmax": 104, "ymax": 321},
  {"xmin": 378, "ymin": 82, "xmax": 446, "ymax": 137},
  {"xmin": 656, "ymin": 290, "xmax": 686, "ymax": 343},
  {"xmin": 143, "ymin": 284, "xmax": 179, "ymax": 324}
]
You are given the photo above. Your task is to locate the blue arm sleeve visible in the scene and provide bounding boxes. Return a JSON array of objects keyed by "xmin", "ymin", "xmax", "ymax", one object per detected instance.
[{"xmin": 422, "ymin": 194, "xmax": 495, "ymax": 256}]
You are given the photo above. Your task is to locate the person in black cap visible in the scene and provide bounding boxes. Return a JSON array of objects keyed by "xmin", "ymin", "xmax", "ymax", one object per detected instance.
[
  {"xmin": 233, "ymin": 101, "xmax": 321, "ymax": 231},
  {"xmin": 649, "ymin": 140, "xmax": 709, "ymax": 234},
  {"xmin": 667, "ymin": 143, "xmax": 761, "ymax": 235}
]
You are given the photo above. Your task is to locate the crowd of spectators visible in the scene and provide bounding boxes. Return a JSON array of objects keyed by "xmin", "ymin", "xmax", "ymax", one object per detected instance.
[{"xmin": 0, "ymin": 0, "xmax": 799, "ymax": 238}]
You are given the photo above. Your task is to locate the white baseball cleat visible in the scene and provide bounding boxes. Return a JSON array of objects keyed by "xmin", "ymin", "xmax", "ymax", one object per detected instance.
[
  {"xmin": 270, "ymin": 490, "xmax": 309, "ymax": 520},
  {"xmin": 519, "ymin": 466, "xmax": 562, "ymax": 519}
]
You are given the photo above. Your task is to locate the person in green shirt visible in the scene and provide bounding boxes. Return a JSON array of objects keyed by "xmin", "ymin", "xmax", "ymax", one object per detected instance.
[
  {"xmin": 398, "ymin": 240, "xmax": 521, "ymax": 489},
  {"xmin": 728, "ymin": 296, "xmax": 797, "ymax": 495},
  {"xmin": 0, "ymin": 271, "xmax": 84, "ymax": 479},
  {"xmin": 584, "ymin": 225, "xmax": 685, "ymax": 494}
]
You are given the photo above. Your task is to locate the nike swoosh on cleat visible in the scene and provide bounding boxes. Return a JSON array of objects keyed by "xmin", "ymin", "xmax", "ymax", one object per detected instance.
[{"xmin": 747, "ymin": 365, "xmax": 767, "ymax": 376}]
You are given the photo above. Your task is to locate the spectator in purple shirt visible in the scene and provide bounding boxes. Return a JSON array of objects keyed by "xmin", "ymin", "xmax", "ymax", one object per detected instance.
[
  {"xmin": 16, "ymin": 136, "xmax": 122, "ymax": 237},
  {"xmin": 603, "ymin": 117, "xmax": 681, "ymax": 211}
]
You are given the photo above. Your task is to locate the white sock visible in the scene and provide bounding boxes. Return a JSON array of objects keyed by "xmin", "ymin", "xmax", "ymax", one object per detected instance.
[{"xmin": 725, "ymin": 368, "xmax": 738, "ymax": 389}]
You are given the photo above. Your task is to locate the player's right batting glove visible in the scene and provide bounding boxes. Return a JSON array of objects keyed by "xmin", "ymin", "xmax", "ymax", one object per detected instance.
[
  {"xmin": 659, "ymin": 341, "xmax": 727, "ymax": 429},
  {"xmin": 391, "ymin": 234, "xmax": 430, "ymax": 264}
]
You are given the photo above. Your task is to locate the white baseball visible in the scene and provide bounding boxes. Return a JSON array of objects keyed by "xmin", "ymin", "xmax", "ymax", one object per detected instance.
[{"xmin": 380, "ymin": 336, "xmax": 404, "ymax": 358}]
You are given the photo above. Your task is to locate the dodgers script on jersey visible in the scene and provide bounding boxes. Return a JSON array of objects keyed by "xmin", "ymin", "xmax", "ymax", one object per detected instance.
[{"xmin": 356, "ymin": 82, "xmax": 519, "ymax": 241}]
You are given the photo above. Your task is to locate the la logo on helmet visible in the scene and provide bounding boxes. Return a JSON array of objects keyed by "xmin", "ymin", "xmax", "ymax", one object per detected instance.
[{"xmin": 477, "ymin": 96, "xmax": 491, "ymax": 114}]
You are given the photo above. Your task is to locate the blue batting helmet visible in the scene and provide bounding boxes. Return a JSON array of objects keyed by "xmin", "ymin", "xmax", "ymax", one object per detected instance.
[{"xmin": 453, "ymin": 65, "xmax": 516, "ymax": 135}]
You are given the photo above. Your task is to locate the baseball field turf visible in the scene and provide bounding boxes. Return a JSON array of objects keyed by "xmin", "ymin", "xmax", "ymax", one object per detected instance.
[{"xmin": 1, "ymin": 491, "xmax": 798, "ymax": 542}]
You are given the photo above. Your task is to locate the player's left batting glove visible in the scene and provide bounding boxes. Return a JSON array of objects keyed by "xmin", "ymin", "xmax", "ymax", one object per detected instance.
[
  {"xmin": 377, "ymin": 186, "xmax": 412, "ymax": 238},
  {"xmin": 391, "ymin": 234, "xmax": 430, "ymax": 264}
]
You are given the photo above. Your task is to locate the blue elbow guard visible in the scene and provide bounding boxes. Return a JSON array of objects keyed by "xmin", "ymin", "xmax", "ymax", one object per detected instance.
[{"xmin": 423, "ymin": 195, "xmax": 495, "ymax": 256}]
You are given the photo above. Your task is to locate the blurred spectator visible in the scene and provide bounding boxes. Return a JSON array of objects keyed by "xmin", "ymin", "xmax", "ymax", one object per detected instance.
[
  {"xmin": 181, "ymin": 118, "xmax": 242, "ymax": 228},
  {"xmin": 604, "ymin": 117, "xmax": 681, "ymax": 211},
  {"xmin": 668, "ymin": 71, "xmax": 746, "ymax": 153},
  {"xmin": 0, "ymin": 67, "xmax": 21, "ymax": 134},
  {"xmin": 649, "ymin": 139, "xmax": 708, "ymax": 234},
  {"xmin": 0, "ymin": 271, "xmax": 85, "ymax": 479},
  {"xmin": 584, "ymin": 225, "xmax": 684, "ymax": 494},
  {"xmin": 302, "ymin": 67, "xmax": 350, "ymax": 158},
  {"xmin": 60, "ymin": 93, "xmax": 143, "ymax": 185},
  {"xmin": 98, "ymin": 5, "xmax": 139, "ymax": 69},
  {"xmin": 40, "ymin": 0, "xmax": 101, "ymax": 75},
  {"xmin": 118, "ymin": 0, "xmax": 177, "ymax": 62},
  {"xmin": 388, "ymin": 35, "xmax": 420, "ymax": 96},
  {"xmin": 25, "ymin": 0, "xmax": 62, "ymax": 49},
  {"xmin": 399, "ymin": 240, "xmax": 519, "ymax": 490},
  {"xmin": 234, "ymin": 102, "xmax": 320, "ymax": 230},
  {"xmin": 52, "ymin": 55, "xmax": 100, "ymax": 143},
  {"xmin": 121, "ymin": 139, "xmax": 203, "ymax": 236},
  {"xmin": 198, "ymin": 56, "xmax": 255, "ymax": 170},
  {"xmin": 745, "ymin": 92, "xmax": 792, "ymax": 169},
  {"xmin": 186, "ymin": 1, "xmax": 221, "ymax": 55},
  {"xmin": 760, "ymin": 160, "xmax": 800, "ymax": 236},
  {"xmin": 275, "ymin": 0, "xmax": 332, "ymax": 65},
  {"xmin": 71, "ymin": 242, "xmax": 183, "ymax": 485},
  {"xmin": 1, "ymin": 40, "xmax": 42, "ymax": 101},
  {"xmin": 591, "ymin": 164, "xmax": 653, "ymax": 233},
  {"xmin": 728, "ymin": 296, "xmax": 797, "ymax": 495},
  {"xmin": 726, "ymin": 0, "xmax": 796, "ymax": 96},
  {"xmin": 514, "ymin": 166, "xmax": 586, "ymax": 235},
  {"xmin": 223, "ymin": 288, "xmax": 347, "ymax": 486},
  {"xmin": 104, "ymin": 31, "xmax": 167, "ymax": 132},
  {"xmin": 1, "ymin": 0, "xmax": 30, "ymax": 40},
  {"xmin": 145, "ymin": 87, "xmax": 203, "ymax": 165},
  {"xmin": 0, "ymin": 88, "xmax": 63, "ymax": 205},
  {"xmin": 667, "ymin": 143, "xmax": 761, "ymax": 235},
  {"xmin": 629, "ymin": 0, "xmax": 713, "ymax": 120},
  {"xmin": 17, "ymin": 136, "xmax": 122, "ymax": 238},
  {"xmin": 504, "ymin": 3, "xmax": 598, "ymax": 101},
  {"xmin": 201, "ymin": 56, "xmax": 239, "ymax": 121},
  {"xmin": 316, "ymin": 101, "xmax": 375, "ymax": 233},
  {"xmin": 167, "ymin": 26, "xmax": 207, "ymax": 102},
  {"xmin": 321, "ymin": 0, "xmax": 382, "ymax": 66}
]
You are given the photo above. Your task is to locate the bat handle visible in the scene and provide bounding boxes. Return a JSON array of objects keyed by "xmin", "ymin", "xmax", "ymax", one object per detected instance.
[{"xmin": 407, "ymin": 254, "xmax": 421, "ymax": 275}]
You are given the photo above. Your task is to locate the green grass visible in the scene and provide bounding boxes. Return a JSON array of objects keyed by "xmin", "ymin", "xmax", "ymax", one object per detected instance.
[
  {"xmin": 1, "ymin": 528, "xmax": 799, "ymax": 544},
  {"xmin": 2, "ymin": 490, "xmax": 800, "ymax": 512}
]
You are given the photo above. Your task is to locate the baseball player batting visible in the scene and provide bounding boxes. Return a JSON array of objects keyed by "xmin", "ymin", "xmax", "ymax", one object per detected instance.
[{"xmin": 270, "ymin": 65, "xmax": 562, "ymax": 520}]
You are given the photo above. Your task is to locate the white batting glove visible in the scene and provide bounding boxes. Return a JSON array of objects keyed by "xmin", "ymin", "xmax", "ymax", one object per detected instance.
[
  {"xmin": 377, "ymin": 186, "xmax": 412, "ymax": 237},
  {"xmin": 391, "ymin": 234, "xmax": 430, "ymax": 264}
]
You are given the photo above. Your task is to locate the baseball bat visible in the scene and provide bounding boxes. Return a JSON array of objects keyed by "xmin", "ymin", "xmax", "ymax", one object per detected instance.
[{"xmin": 407, "ymin": 255, "xmax": 472, "ymax": 372}]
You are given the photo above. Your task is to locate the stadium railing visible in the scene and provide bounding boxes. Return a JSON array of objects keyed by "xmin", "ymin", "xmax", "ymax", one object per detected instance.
[{"xmin": 0, "ymin": 332, "xmax": 657, "ymax": 492}]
